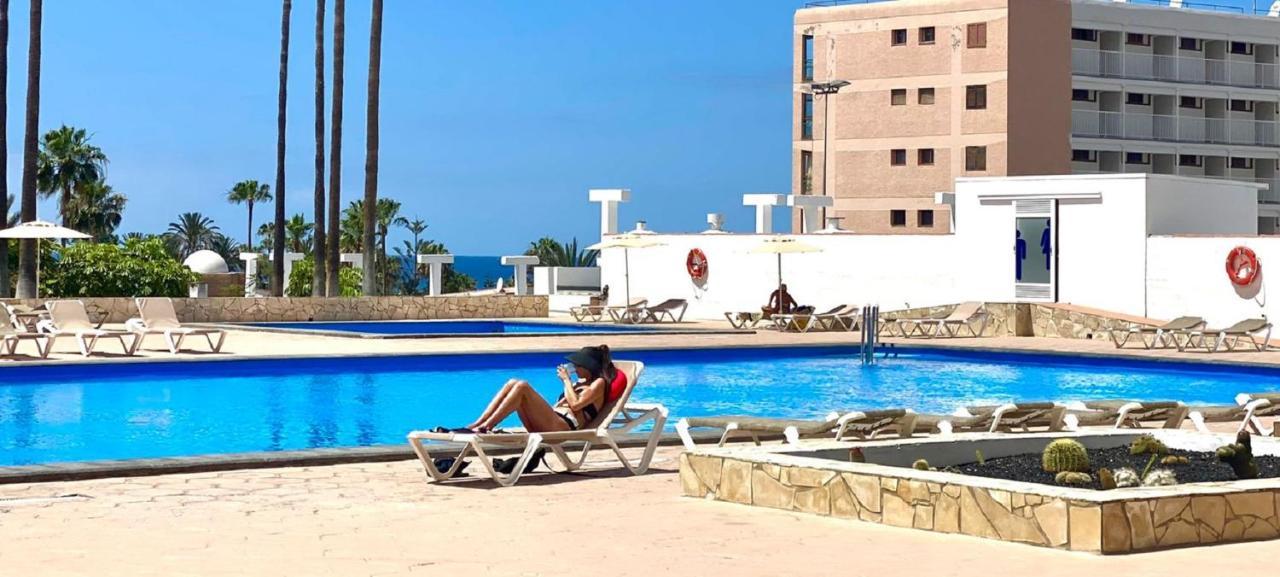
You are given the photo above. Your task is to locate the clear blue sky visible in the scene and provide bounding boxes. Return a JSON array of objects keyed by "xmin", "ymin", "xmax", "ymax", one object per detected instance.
[{"xmin": 7, "ymin": 0, "xmax": 796, "ymax": 255}]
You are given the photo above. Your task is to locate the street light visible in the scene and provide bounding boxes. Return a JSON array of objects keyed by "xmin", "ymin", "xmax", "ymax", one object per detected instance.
[{"xmin": 808, "ymin": 79, "xmax": 849, "ymax": 227}]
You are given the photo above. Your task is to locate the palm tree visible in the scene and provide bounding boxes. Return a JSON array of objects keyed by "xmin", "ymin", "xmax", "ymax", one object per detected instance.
[
  {"xmin": 525, "ymin": 237, "xmax": 598, "ymax": 268},
  {"xmin": 339, "ymin": 200, "xmax": 363, "ymax": 252},
  {"xmin": 66, "ymin": 180, "xmax": 126, "ymax": 242},
  {"xmin": 375, "ymin": 198, "xmax": 399, "ymax": 294},
  {"xmin": 226, "ymin": 180, "xmax": 271, "ymax": 250},
  {"xmin": 209, "ymin": 233, "xmax": 241, "ymax": 272},
  {"xmin": 0, "ymin": 0, "xmax": 9, "ymax": 297},
  {"xmin": 397, "ymin": 216, "xmax": 426, "ymax": 288},
  {"xmin": 166, "ymin": 212, "xmax": 220, "ymax": 259},
  {"xmin": 284, "ymin": 213, "xmax": 314, "ymax": 253},
  {"xmin": 15, "ymin": 0, "xmax": 41, "ymax": 298},
  {"xmin": 361, "ymin": 0, "xmax": 383, "ymax": 295},
  {"xmin": 257, "ymin": 222, "xmax": 275, "ymax": 252},
  {"xmin": 273, "ymin": 0, "xmax": 292, "ymax": 296},
  {"xmin": 325, "ymin": 0, "xmax": 345, "ymax": 296},
  {"xmin": 311, "ymin": 0, "xmax": 326, "ymax": 296},
  {"xmin": 35, "ymin": 125, "xmax": 108, "ymax": 227}
]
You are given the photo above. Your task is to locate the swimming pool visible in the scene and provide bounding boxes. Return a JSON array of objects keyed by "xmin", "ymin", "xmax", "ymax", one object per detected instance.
[
  {"xmin": 245, "ymin": 320, "xmax": 657, "ymax": 337},
  {"xmin": 1, "ymin": 346, "xmax": 1277, "ymax": 466}
]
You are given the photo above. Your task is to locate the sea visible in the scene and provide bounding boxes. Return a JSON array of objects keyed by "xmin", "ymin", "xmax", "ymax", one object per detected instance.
[{"xmin": 451, "ymin": 255, "xmax": 512, "ymax": 289}]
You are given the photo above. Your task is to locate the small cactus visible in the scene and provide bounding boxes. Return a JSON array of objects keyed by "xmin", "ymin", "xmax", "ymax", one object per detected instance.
[
  {"xmin": 1160, "ymin": 455, "xmax": 1190, "ymax": 466},
  {"xmin": 1113, "ymin": 468, "xmax": 1140, "ymax": 488},
  {"xmin": 1129, "ymin": 434, "xmax": 1168, "ymax": 456},
  {"xmin": 975, "ymin": 449, "xmax": 985, "ymax": 466},
  {"xmin": 1042, "ymin": 438, "xmax": 1090, "ymax": 473},
  {"xmin": 912, "ymin": 459, "xmax": 931, "ymax": 471},
  {"xmin": 1142, "ymin": 469, "xmax": 1178, "ymax": 487},
  {"xmin": 1097, "ymin": 468, "xmax": 1116, "ymax": 490},
  {"xmin": 1054, "ymin": 471, "xmax": 1093, "ymax": 486},
  {"xmin": 1216, "ymin": 430, "xmax": 1259, "ymax": 480}
]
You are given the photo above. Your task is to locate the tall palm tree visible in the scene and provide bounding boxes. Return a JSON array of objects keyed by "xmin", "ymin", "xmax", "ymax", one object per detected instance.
[
  {"xmin": 397, "ymin": 216, "xmax": 426, "ymax": 288},
  {"xmin": 209, "ymin": 233, "xmax": 241, "ymax": 272},
  {"xmin": 0, "ymin": 0, "xmax": 9, "ymax": 297},
  {"xmin": 226, "ymin": 180, "xmax": 271, "ymax": 250},
  {"xmin": 257, "ymin": 222, "xmax": 275, "ymax": 251},
  {"xmin": 35, "ymin": 125, "xmax": 108, "ymax": 228},
  {"xmin": 166, "ymin": 212, "xmax": 220, "ymax": 259},
  {"xmin": 361, "ymin": 0, "xmax": 383, "ymax": 295},
  {"xmin": 325, "ymin": 0, "xmax": 345, "ymax": 296},
  {"xmin": 15, "ymin": 0, "xmax": 40, "ymax": 298},
  {"xmin": 311, "ymin": 0, "xmax": 326, "ymax": 296},
  {"xmin": 273, "ymin": 0, "xmax": 292, "ymax": 296},
  {"xmin": 66, "ymin": 180, "xmax": 126, "ymax": 242},
  {"xmin": 284, "ymin": 213, "xmax": 314, "ymax": 253},
  {"xmin": 339, "ymin": 200, "xmax": 363, "ymax": 252}
]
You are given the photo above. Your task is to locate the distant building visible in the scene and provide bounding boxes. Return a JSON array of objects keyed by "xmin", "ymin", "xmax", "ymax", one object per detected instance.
[{"xmin": 793, "ymin": 0, "xmax": 1280, "ymax": 234}]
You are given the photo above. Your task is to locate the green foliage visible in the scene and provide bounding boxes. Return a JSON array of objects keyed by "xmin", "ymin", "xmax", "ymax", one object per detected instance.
[
  {"xmin": 287, "ymin": 256, "xmax": 362, "ymax": 297},
  {"xmin": 1097, "ymin": 468, "xmax": 1116, "ymax": 490},
  {"xmin": 65, "ymin": 180, "xmax": 126, "ymax": 242},
  {"xmin": 42, "ymin": 238, "xmax": 198, "ymax": 297},
  {"xmin": 36, "ymin": 125, "xmax": 109, "ymax": 225},
  {"xmin": 525, "ymin": 236, "xmax": 598, "ymax": 268},
  {"xmin": 1129, "ymin": 434, "xmax": 1168, "ymax": 456},
  {"xmin": 166, "ymin": 212, "xmax": 221, "ymax": 259},
  {"xmin": 1041, "ymin": 438, "xmax": 1090, "ymax": 473},
  {"xmin": 1142, "ymin": 469, "xmax": 1177, "ymax": 487},
  {"xmin": 1054, "ymin": 471, "xmax": 1092, "ymax": 486},
  {"xmin": 1113, "ymin": 468, "xmax": 1139, "ymax": 488},
  {"xmin": 912, "ymin": 459, "xmax": 930, "ymax": 471},
  {"xmin": 226, "ymin": 180, "xmax": 271, "ymax": 251},
  {"xmin": 1140, "ymin": 454, "xmax": 1159, "ymax": 480},
  {"xmin": 1160, "ymin": 455, "xmax": 1190, "ymax": 466},
  {"xmin": 1216, "ymin": 430, "xmax": 1259, "ymax": 480}
]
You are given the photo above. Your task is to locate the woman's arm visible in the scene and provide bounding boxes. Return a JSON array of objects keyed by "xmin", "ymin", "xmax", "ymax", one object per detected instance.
[{"xmin": 563, "ymin": 378, "xmax": 606, "ymax": 413}]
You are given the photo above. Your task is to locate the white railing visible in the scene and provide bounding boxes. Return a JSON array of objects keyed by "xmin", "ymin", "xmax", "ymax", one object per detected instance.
[
  {"xmin": 1073, "ymin": 110, "xmax": 1278, "ymax": 147},
  {"xmin": 1073, "ymin": 48, "xmax": 1280, "ymax": 89}
]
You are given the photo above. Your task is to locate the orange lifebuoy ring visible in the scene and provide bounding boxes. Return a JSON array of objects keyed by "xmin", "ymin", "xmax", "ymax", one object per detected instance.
[
  {"xmin": 1226, "ymin": 246, "xmax": 1261, "ymax": 287},
  {"xmin": 686, "ymin": 248, "xmax": 708, "ymax": 281}
]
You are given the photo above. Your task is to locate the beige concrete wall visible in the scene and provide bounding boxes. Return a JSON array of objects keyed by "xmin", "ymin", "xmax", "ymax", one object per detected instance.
[{"xmin": 1006, "ymin": 0, "xmax": 1071, "ymax": 177}]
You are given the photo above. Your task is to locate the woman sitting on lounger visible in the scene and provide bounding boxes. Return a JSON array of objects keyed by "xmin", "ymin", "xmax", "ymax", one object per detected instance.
[{"xmin": 457, "ymin": 345, "xmax": 627, "ymax": 433}]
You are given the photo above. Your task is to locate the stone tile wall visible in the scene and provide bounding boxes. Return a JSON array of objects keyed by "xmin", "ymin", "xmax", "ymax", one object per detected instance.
[
  {"xmin": 0, "ymin": 295, "xmax": 548, "ymax": 324},
  {"xmin": 884, "ymin": 302, "xmax": 1148, "ymax": 341},
  {"xmin": 680, "ymin": 453, "xmax": 1280, "ymax": 554}
]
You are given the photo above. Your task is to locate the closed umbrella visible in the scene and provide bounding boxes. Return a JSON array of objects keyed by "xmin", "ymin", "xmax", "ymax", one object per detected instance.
[
  {"xmin": 0, "ymin": 220, "xmax": 91, "ymax": 297},
  {"xmin": 587, "ymin": 234, "xmax": 665, "ymax": 309},
  {"xmin": 749, "ymin": 236, "xmax": 822, "ymax": 303}
]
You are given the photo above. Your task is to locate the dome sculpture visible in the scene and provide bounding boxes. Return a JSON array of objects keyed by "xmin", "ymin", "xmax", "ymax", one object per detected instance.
[{"xmin": 183, "ymin": 250, "xmax": 230, "ymax": 274}]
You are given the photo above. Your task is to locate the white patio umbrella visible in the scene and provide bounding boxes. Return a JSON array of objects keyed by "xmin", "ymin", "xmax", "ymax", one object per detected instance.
[
  {"xmin": 749, "ymin": 236, "xmax": 822, "ymax": 302},
  {"xmin": 587, "ymin": 234, "xmax": 666, "ymax": 308},
  {"xmin": 0, "ymin": 220, "xmax": 91, "ymax": 297}
]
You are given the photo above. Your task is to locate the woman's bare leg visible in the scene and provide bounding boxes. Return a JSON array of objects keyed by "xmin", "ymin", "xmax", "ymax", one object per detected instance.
[
  {"xmin": 476, "ymin": 381, "xmax": 571, "ymax": 433},
  {"xmin": 466, "ymin": 379, "xmax": 521, "ymax": 429}
]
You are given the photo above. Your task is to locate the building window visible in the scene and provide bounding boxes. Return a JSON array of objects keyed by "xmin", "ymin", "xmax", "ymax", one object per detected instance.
[
  {"xmin": 1179, "ymin": 37, "xmax": 1202, "ymax": 51},
  {"xmin": 1071, "ymin": 149, "xmax": 1096, "ymax": 163},
  {"xmin": 801, "ymin": 35, "xmax": 814, "ymax": 81},
  {"xmin": 1125, "ymin": 92, "xmax": 1151, "ymax": 106},
  {"xmin": 919, "ymin": 27, "xmax": 936, "ymax": 45},
  {"xmin": 801, "ymin": 94, "xmax": 813, "ymax": 140},
  {"xmin": 1179, "ymin": 96, "xmax": 1203, "ymax": 109},
  {"xmin": 1178, "ymin": 154, "xmax": 1202, "ymax": 167},
  {"xmin": 891, "ymin": 29, "xmax": 907, "ymax": 46},
  {"xmin": 967, "ymin": 23, "xmax": 987, "ymax": 48},
  {"xmin": 918, "ymin": 87, "xmax": 935, "ymax": 105},
  {"xmin": 918, "ymin": 148, "xmax": 935, "ymax": 165},
  {"xmin": 917, "ymin": 210, "xmax": 935, "ymax": 228},
  {"xmin": 891, "ymin": 89, "xmax": 907, "ymax": 106},
  {"xmin": 1230, "ymin": 99, "xmax": 1255, "ymax": 113},
  {"xmin": 1071, "ymin": 28, "xmax": 1097, "ymax": 42},
  {"xmin": 1230, "ymin": 41, "xmax": 1253, "ymax": 55},
  {"xmin": 1126, "ymin": 33, "xmax": 1150, "ymax": 46},
  {"xmin": 890, "ymin": 210, "xmax": 907, "ymax": 227},
  {"xmin": 800, "ymin": 151, "xmax": 813, "ymax": 194},
  {"xmin": 890, "ymin": 149, "xmax": 907, "ymax": 166},
  {"xmin": 1231, "ymin": 157, "xmax": 1255, "ymax": 170},
  {"xmin": 966, "ymin": 85, "xmax": 987, "ymax": 110},
  {"xmin": 1125, "ymin": 152, "xmax": 1150, "ymax": 165},
  {"xmin": 1072, "ymin": 89, "xmax": 1095, "ymax": 102},
  {"xmin": 965, "ymin": 146, "xmax": 986, "ymax": 171}
]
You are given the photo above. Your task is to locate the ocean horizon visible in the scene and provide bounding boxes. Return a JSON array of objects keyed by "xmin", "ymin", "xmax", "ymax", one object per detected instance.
[{"xmin": 451, "ymin": 255, "xmax": 512, "ymax": 289}]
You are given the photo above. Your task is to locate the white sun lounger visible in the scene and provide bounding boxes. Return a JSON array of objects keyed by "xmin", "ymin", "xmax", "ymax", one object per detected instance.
[
  {"xmin": 38, "ymin": 300, "xmax": 136, "ymax": 357},
  {"xmin": 406, "ymin": 361, "xmax": 668, "ymax": 487},
  {"xmin": 913, "ymin": 402, "xmax": 1066, "ymax": 434},
  {"xmin": 675, "ymin": 409, "xmax": 918, "ymax": 450},
  {"xmin": 1062, "ymin": 400, "xmax": 1189, "ymax": 430},
  {"xmin": 0, "ymin": 303, "xmax": 51, "ymax": 358},
  {"xmin": 1109, "ymin": 316, "xmax": 1204, "ymax": 349},
  {"xmin": 894, "ymin": 302, "xmax": 990, "ymax": 338},
  {"xmin": 126, "ymin": 297, "xmax": 227, "ymax": 354}
]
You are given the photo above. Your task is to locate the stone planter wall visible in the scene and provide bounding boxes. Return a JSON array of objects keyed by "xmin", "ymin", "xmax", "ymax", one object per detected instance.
[
  {"xmin": 884, "ymin": 302, "xmax": 1151, "ymax": 341},
  {"xmin": 0, "ymin": 295, "xmax": 548, "ymax": 324}
]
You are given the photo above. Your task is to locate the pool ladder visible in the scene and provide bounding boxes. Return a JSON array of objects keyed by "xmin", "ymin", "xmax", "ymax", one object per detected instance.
[{"xmin": 860, "ymin": 305, "xmax": 880, "ymax": 365}]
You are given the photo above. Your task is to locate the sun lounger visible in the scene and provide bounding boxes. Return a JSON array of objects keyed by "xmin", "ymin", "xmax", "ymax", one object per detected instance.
[
  {"xmin": 126, "ymin": 297, "xmax": 227, "ymax": 354},
  {"xmin": 772, "ymin": 305, "xmax": 860, "ymax": 333},
  {"xmin": 894, "ymin": 302, "xmax": 990, "ymax": 338},
  {"xmin": 406, "ymin": 361, "xmax": 668, "ymax": 487},
  {"xmin": 675, "ymin": 409, "xmax": 918, "ymax": 450},
  {"xmin": 639, "ymin": 299, "xmax": 688, "ymax": 324},
  {"xmin": 38, "ymin": 300, "xmax": 136, "ymax": 357},
  {"xmin": 605, "ymin": 299, "xmax": 649, "ymax": 324},
  {"xmin": 0, "ymin": 304, "xmax": 50, "ymax": 358},
  {"xmin": 1062, "ymin": 400, "xmax": 1189, "ymax": 430},
  {"xmin": 913, "ymin": 402, "xmax": 1066, "ymax": 434},
  {"xmin": 1175, "ymin": 318, "xmax": 1272, "ymax": 352},
  {"xmin": 1108, "ymin": 316, "xmax": 1204, "ymax": 349},
  {"xmin": 724, "ymin": 311, "xmax": 766, "ymax": 329},
  {"xmin": 569, "ymin": 304, "xmax": 608, "ymax": 322},
  {"xmin": 1223, "ymin": 393, "xmax": 1280, "ymax": 435}
]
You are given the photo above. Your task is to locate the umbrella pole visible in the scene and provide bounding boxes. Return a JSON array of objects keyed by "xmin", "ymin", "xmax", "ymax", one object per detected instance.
[
  {"xmin": 624, "ymin": 248, "xmax": 631, "ymax": 310},
  {"xmin": 777, "ymin": 253, "xmax": 783, "ymax": 302}
]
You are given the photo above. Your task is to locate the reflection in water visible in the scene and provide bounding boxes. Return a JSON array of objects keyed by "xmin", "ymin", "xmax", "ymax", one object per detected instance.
[
  {"xmin": 355, "ymin": 374, "xmax": 377, "ymax": 446},
  {"xmin": 265, "ymin": 380, "xmax": 285, "ymax": 452},
  {"xmin": 307, "ymin": 375, "xmax": 339, "ymax": 448},
  {"xmin": 13, "ymin": 388, "xmax": 34, "ymax": 450}
]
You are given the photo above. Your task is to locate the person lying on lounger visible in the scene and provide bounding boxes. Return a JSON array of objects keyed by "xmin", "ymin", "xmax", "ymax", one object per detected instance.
[{"xmin": 763, "ymin": 284, "xmax": 798, "ymax": 316}]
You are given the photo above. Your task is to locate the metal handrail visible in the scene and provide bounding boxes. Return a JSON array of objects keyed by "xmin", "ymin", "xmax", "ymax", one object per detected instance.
[
  {"xmin": 1072, "ymin": 110, "xmax": 1279, "ymax": 147},
  {"xmin": 1073, "ymin": 48, "xmax": 1280, "ymax": 89}
]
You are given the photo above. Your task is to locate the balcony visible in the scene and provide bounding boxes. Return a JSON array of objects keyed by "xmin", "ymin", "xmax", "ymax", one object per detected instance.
[
  {"xmin": 1072, "ymin": 48, "xmax": 1280, "ymax": 89},
  {"xmin": 1072, "ymin": 110, "xmax": 1279, "ymax": 147}
]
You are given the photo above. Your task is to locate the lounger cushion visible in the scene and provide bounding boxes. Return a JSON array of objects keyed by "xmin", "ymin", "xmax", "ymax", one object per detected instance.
[{"xmin": 682, "ymin": 416, "xmax": 837, "ymax": 436}]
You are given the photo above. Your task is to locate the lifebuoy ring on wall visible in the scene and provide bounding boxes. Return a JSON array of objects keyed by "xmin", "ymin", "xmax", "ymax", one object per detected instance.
[
  {"xmin": 687, "ymin": 248, "xmax": 708, "ymax": 282},
  {"xmin": 1226, "ymin": 246, "xmax": 1261, "ymax": 287}
]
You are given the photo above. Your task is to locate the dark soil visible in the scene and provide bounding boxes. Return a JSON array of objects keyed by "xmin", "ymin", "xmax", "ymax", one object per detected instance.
[{"xmin": 943, "ymin": 446, "xmax": 1280, "ymax": 490}]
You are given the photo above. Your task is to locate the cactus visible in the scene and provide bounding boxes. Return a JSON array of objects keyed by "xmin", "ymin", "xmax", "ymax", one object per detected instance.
[
  {"xmin": 1142, "ymin": 469, "xmax": 1178, "ymax": 487},
  {"xmin": 1113, "ymin": 468, "xmax": 1140, "ymax": 488},
  {"xmin": 1129, "ymin": 434, "xmax": 1168, "ymax": 456},
  {"xmin": 1055, "ymin": 471, "xmax": 1093, "ymax": 486},
  {"xmin": 1097, "ymin": 468, "xmax": 1116, "ymax": 490},
  {"xmin": 1160, "ymin": 455, "xmax": 1190, "ymax": 466},
  {"xmin": 1216, "ymin": 430, "xmax": 1259, "ymax": 480},
  {"xmin": 975, "ymin": 449, "xmax": 985, "ymax": 466},
  {"xmin": 1041, "ymin": 438, "xmax": 1090, "ymax": 473},
  {"xmin": 1140, "ymin": 454, "xmax": 1159, "ymax": 480},
  {"xmin": 912, "ymin": 459, "xmax": 931, "ymax": 471}
]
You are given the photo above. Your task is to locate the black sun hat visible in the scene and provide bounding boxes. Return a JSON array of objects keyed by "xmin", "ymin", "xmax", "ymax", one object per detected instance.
[{"xmin": 565, "ymin": 346, "xmax": 604, "ymax": 375}]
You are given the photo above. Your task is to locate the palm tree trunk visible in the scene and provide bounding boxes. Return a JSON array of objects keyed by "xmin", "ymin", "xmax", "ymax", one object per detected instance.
[
  {"xmin": 246, "ymin": 201, "xmax": 254, "ymax": 252},
  {"xmin": 272, "ymin": 0, "xmax": 291, "ymax": 297},
  {"xmin": 0, "ymin": 0, "xmax": 10, "ymax": 298},
  {"xmin": 15, "ymin": 0, "xmax": 39, "ymax": 299},
  {"xmin": 325, "ymin": 0, "xmax": 344, "ymax": 296},
  {"xmin": 360, "ymin": 0, "xmax": 382, "ymax": 296},
  {"xmin": 311, "ymin": 0, "xmax": 326, "ymax": 297}
]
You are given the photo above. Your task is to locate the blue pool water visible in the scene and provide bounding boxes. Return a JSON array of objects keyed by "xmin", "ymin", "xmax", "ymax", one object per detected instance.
[
  {"xmin": 249, "ymin": 320, "xmax": 654, "ymax": 336},
  {"xmin": 0, "ymin": 346, "xmax": 1277, "ymax": 466}
]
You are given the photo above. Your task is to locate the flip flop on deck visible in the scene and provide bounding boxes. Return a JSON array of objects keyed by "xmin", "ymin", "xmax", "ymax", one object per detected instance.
[
  {"xmin": 1062, "ymin": 400, "xmax": 1189, "ymax": 430},
  {"xmin": 675, "ymin": 409, "xmax": 918, "ymax": 450}
]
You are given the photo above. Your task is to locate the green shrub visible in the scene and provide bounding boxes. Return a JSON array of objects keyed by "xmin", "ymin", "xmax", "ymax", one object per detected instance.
[
  {"xmin": 286, "ymin": 257, "xmax": 362, "ymax": 297},
  {"xmin": 1042, "ymin": 438, "xmax": 1090, "ymax": 473},
  {"xmin": 41, "ymin": 238, "xmax": 198, "ymax": 297}
]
